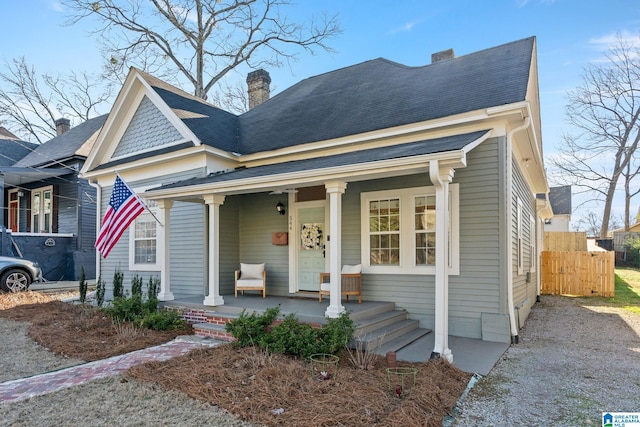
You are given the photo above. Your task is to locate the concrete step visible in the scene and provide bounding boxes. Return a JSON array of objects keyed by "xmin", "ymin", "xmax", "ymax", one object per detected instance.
[
  {"xmin": 354, "ymin": 309, "xmax": 409, "ymax": 335},
  {"xmin": 347, "ymin": 302, "xmax": 397, "ymax": 322},
  {"xmin": 376, "ymin": 327, "xmax": 431, "ymax": 355},
  {"xmin": 352, "ymin": 318, "xmax": 421, "ymax": 351}
]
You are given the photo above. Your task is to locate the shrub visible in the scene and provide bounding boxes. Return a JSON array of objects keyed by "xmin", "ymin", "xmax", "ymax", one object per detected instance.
[
  {"xmin": 131, "ymin": 274, "xmax": 143, "ymax": 298},
  {"xmin": 225, "ymin": 307, "xmax": 355, "ymax": 358},
  {"xmin": 95, "ymin": 277, "xmax": 106, "ymax": 307},
  {"xmin": 225, "ymin": 306, "xmax": 280, "ymax": 347},
  {"xmin": 106, "ymin": 275, "xmax": 168, "ymax": 328},
  {"xmin": 260, "ymin": 313, "xmax": 319, "ymax": 358},
  {"xmin": 78, "ymin": 266, "xmax": 87, "ymax": 304},
  {"xmin": 316, "ymin": 312, "xmax": 355, "ymax": 355},
  {"xmin": 108, "ymin": 295, "xmax": 144, "ymax": 323},
  {"xmin": 141, "ymin": 310, "xmax": 189, "ymax": 331},
  {"xmin": 113, "ymin": 267, "xmax": 124, "ymax": 299}
]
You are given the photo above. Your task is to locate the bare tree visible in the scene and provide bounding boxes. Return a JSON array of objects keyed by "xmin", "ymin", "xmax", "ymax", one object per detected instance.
[
  {"xmin": 622, "ymin": 154, "xmax": 640, "ymax": 228},
  {"xmin": 64, "ymin": 0, "xmax": 341, "ymax": 101},
  {"xmin": 0, "ymin": 57, "xmax": 113, "ymax": 143},
  {"xmin": 550, "ymin": 33, "xmax": 640, "ymax": 237}
]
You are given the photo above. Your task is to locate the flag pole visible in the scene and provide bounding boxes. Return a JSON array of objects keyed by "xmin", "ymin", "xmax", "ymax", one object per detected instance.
[{"xmin": 116, "ymin": 172, "xmax": 164, "ymax": 227}]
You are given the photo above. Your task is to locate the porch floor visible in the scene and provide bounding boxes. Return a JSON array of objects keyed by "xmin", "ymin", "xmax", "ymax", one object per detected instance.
[{"xmin": 163, "ymin": 293, "xmax": 509, "ymax": 375}]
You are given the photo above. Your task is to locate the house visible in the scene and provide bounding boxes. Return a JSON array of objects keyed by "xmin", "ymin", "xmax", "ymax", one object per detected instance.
[
  {"xmin": 81, "ymin": 36, "xmax": 552, "ymax": 361},
  {"xmin": 0, "ymin": 128, "xmax": 38, "ymax": 255},
  {"xmin": 543, "ymin": 185, "xmax": 571, "ymax": 232},
  {"xmin": 1, "ymin": 116, "xmax": 107, "ymax": 280}
]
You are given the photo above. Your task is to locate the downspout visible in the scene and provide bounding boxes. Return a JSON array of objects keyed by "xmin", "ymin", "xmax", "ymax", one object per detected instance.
[
  {"xmin": 506, "ymin": 117, "xmax": 531, "ymax": 344},
  {"xmin": 88, "ymin": 180, "xmax": 101, "ymax": 281}
]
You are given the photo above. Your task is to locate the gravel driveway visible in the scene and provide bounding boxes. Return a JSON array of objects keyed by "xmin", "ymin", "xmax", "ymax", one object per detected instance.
[{"xmin": 453, "ymin": 295, "xmax": 640, "ymax": 426}]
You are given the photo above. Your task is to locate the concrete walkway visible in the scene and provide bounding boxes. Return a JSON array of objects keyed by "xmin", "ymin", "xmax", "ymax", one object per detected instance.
[{"xmin": 0, "ymin": 337, "xmax": 220, "ymax": 404}]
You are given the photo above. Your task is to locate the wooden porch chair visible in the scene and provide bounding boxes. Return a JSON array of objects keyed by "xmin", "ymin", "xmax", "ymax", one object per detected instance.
[
  {"xmin": 235, "ymin": 263, "xmax": 266, "ymax": 298},
  {"xmin": 319, "ymin": 264, "xmax": 362, "ymax": 303}
]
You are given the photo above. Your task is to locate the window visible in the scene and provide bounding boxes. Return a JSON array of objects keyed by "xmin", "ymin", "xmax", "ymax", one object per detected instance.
[
  {"xmin": 129, "ymin": 198, "xmax": 161, "ymax": 271},
  {"xmin": 361, "ymin": 185, "xmax": 459, "ymax": 275},
  {"xmin": 8, "ymin": 190, "xmax": 19, "ymax": 232},
  {"xmin": 530, "ymin": 215, "xmax": 536, "ymax": 272},
  {"xmin": 516, "ymin": 197, "xmax": 523, "ymax": 275},
  {"xmin": 368, "ymin": 198, "xmax": 400, "ymax": 265},
  {"xmin": 31, "ymin": 186, "xmax": 53, "ymax": 233}
]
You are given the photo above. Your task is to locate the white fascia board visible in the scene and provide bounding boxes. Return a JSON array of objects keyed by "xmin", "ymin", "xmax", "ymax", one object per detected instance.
[
  {"xmin": 81, "ymin": 145, "xmax": 238, "ymax": 181},
  {"xmin": 82, "ymin": 69, "xmax": 141, "ymax": 174},
  {"xmin": 238, "ymin": 110, "xmax": 495, "ymax": 164},
  {"xmin": 82, "ymin": 70, "xmax": 203, "ymax": 175},
  {"xmin": 144, "ymin": 149, "xmax": 468, "ymax": 200}
]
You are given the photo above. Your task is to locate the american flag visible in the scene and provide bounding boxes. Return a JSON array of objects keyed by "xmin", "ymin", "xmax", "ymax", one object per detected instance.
[{"xmin": 95, "ymin": 176, "xmax": 145, "ymax": 258}]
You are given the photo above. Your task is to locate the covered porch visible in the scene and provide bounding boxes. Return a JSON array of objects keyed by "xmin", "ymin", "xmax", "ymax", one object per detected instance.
[{"xmin": 162, "ymin": 293, "xmax": 509, "ymax": 376}]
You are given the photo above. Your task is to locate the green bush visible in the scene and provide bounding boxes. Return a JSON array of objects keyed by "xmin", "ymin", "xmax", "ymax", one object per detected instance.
[
  {"xmin": 112, "ymin": 267, "xmax": 124, "ymax": 299},
  {"xmin": 78, "ymin": 266, "xmax": 87, "ymax": 304},
  {"xmin": 261, "ymin": 313, "xmax": 320, "ymax": 358},
  {"xmin": 95, "ymin": 277, "xmax": 106, "ymax": 307},
  {"xmin": 225, "ymin": 307, "xmax": 355, "ymax": 358},
  {"xmin": 131, "ymin": 274, "xmax": 143, "ymax": 298},
  {"xmin": 141, "ymin": 310, "xmax": 188, "ymax": 331},
  {"xmin": 108, "ymin": 295, "xmax": 144, "ymax": 323},
  {"xmin": 315, "ymin": 312, "xmax": 356, "ymax": 355},
  {"xmin": 225, "ymin": 306, "xmax": 280, "ymax": 347},
  {"xmin": 105, "ymin": 275, "xmax": 175, "ymax": 329}
]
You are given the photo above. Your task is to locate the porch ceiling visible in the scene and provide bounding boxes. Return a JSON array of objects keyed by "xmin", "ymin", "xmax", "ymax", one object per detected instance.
[{"xmin": 0, "ymin": 167, "xmax": 70, "ymax": 186}]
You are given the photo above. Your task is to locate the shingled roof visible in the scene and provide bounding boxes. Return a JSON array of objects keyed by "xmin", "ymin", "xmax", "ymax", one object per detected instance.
[
  {"xmin": 15, "ymin": 115, "xmax": 107, "ymax": 168},
  {"xmin": 154, "ymin": 130, "xmax": 489, "ymax": 190},
  {"xmin": 238, "ymin": 37, "xmax": 534, "ymax": 154},
  {"xmin": 0, "ymin": 138, "xmax": 38, "ymax": 167},
  {"xmin": 548, "ymin": 185, "xmax": 572, "ymax": 215},
  {"xmin": 133, "ymin": 36, "xmax": 535, "ymax": 157}
]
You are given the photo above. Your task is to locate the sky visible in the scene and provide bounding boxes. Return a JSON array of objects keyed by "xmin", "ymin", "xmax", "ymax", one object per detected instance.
[{"xmin": 1, "ymin": 0, "xmax": 640, "ymax": 228}]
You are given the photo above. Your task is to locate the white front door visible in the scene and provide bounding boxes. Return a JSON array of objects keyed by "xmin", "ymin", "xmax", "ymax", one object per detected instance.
[{"xmin": 297, "ymin": 205, "xmax": 326, "ymax": 291}]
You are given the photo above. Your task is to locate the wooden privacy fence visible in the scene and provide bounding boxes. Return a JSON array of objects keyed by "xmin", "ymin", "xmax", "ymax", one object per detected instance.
[
  {"xmin": 541, "ymin": 251, "xmax": 615, "ymax": 297},
  {"xmin": 544, "ymin": 232, "xmax": 587, "ymax": 251}
]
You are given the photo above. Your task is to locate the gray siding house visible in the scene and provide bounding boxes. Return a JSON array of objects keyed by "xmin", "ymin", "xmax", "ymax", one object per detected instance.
[
  {"xmin": 82, "ymin": 36, "xmax": 552, "ymax": 361},
  {"xmin": 1, "ymin": 117, "xmax": 106, "ymax": 280}
]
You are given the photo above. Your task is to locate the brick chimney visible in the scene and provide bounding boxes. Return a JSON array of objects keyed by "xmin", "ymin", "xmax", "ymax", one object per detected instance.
[
  {"xmin": 246, "ymin": 69, "xmax": 271, "ymax": 109},
  {"xmin": 55, "ymin": 118, "xmax": 71, "ymax": 136},
  {"xmin": 431, "ymin": 48, "xmax": 455, "ymax": 63}
]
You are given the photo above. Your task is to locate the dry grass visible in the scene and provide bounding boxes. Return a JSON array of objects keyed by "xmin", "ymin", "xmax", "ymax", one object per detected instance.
[{"xmin": 0, "ymin": 291, "xmax": 472, "ymax": 426}]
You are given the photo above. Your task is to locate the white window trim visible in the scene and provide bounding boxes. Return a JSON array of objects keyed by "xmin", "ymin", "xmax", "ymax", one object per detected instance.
[
  {"xmin": 529, "ymin": 214, "xmax": 536, "ymax": 273},
  {"xmin": 360, "ymin": 184, "xmax": 459, "ymax": 275},
  {"xmin": 516, "ymin": 197, "xmax": 523, "ymax": 276},
  {"xmin": 8, "ymin": 189, "xmax": 20, "ymax": 232},
  {"xmin": 128, "ymin": 187, "xmax": 162, "ymax": 272},
  {"xmin": 31, "ymin": 185, "xmax": 53, "ymax": 233}
]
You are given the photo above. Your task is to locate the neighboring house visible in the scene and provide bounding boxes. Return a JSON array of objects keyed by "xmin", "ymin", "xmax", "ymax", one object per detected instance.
[
  {"xmin": 82, "ymin": 36, "xmax": 552, "ymax": 360},
  {"xmin": 0, "ymin": 129, "xmax": 38, "ymax": 255},
  {"xmin": 1, "ymin": 116, "xmax": 107, "ymax": 280},
  {"xmin": 543, "ymin": 185, "xmax": 571, "ymax": 232}
]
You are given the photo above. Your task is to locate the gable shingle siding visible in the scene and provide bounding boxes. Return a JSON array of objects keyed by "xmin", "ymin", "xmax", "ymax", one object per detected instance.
[{"xmin": 112, "ymin": 96, "xmax": 185, "ymax": 158}]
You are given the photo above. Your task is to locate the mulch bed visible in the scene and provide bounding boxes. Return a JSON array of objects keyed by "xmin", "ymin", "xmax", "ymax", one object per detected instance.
[
  {"xmin": 128, "ymin": 344, "xmax": 471, "ymax": 427},
  {"xmin": 0, "ymin": 295, "xmax": 190, "ymax": 361},
  {"xmin": 1, "ymin": 291, "xmax": 472, "ymax": 426}
]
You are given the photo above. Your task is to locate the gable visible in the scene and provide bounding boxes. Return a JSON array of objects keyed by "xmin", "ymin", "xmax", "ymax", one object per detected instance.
[{"xmin": 111, "ymin": 95, "xmax": 185, "ymax": 159}]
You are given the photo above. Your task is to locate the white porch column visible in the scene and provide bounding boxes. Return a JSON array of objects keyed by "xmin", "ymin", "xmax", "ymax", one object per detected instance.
[
  {"xmin": 157, "ymin": 200, "xmax": 174, "ymax": 301},
  {"xmin": 429, "ymin": 160, "xmax": 455, "ymax": 362},
  {"xmin": 325, "ymin": 181, "xmax": 347, "ymax": 318},
  {"xmin": 203, "ymin": 194, "xmax": 226, "ymax": 306}
]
